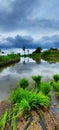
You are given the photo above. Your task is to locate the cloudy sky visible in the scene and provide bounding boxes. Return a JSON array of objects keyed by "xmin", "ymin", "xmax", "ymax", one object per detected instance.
[{"xmin": 0, "ymin": 0, "xmax": 59, "ymax": 49}]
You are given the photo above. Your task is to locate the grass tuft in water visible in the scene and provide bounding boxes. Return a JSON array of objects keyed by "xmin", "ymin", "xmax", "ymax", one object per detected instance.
[
  {"xmin": 19, "ymin": 78, "xmax": 29, "ymax": 89},
  {"xmin": 53, "ymin": 81, "xmax": 59, "ymax": 92},
  {"xmin": 40, "ymin": 82, "xmax": 51, "ymax": 95},
  {"xmin": 32, "ymin": 75, "xmax": 42, "ymax": 89},
  {"xmin": 53, "ymin": 74, "xmax": 59, "ymax": 82}
]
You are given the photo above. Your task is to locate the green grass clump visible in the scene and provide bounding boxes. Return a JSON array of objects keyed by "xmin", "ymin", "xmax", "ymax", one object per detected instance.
[
  {"xmin": 53, "ymin": 74, "xmax": 59, "ymax": 82},
  {"xmin": 0, "ymin": 77, "xmax": 51, "ymax": 130},
  {"xmin": 0, "ymin": 111, "xmax": 8, "ymax": 130},
  {"xmin": 53, "ymin": 81, "xmax": 59, "ymax": 92},
  {"xmin": 19, "ymin": 78, "xmax": 29, "ymax": 89},
  {"xmin": 36, "ymin": 93, "xmax": 50, "ymax": 108},
  {"xmin": 10, "ymin": 87, "xmax": 50, "ymax": 110},
  {"xmin": 40, "ymin": 82, "xmax": 51, "ymax": 95},
  {"xmin": 49, "ymin": 80, "xmax": 53, "ymax": 85},
  {"xmin": 32, "ymin": 75, "xmax": 42, "ymax": 88},
  {"xmin": 10, "ymin": 92, "xmax": 50, "ymax": 120},
  {"xmin": 18, "ymin": 99, "xmax": 30, "ymax": 116},
  {"xmin": 10, "ymin": 87, "xmax": 25, "ymax": 103},
  {"xmin": 0, "ymin": 92, "xmax": 50, "ymax": 129},
  {"xmin": 12, "ymin": 118, "xmax": 17, "ymax": 130}
]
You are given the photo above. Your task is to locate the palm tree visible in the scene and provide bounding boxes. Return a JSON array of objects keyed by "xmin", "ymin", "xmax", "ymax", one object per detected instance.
[{"xmin": 23, "ymin": 46, "xmax": 25, "ymax": 56}]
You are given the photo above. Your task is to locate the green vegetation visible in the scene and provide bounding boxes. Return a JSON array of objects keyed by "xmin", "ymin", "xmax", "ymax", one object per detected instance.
[
  {"xmin": 53, "ymin": 82, "xmax": 59, "ymax": 92},
  {"xmin": 32, "ymin": 75, "xmax": 42, "ymax": 88},
  {"xmin": 21, "ymin": 48, "xmax": 59, "ymax": 64},
  {"xmin": 12, "ymin": 118, "xmax": 17, "ymax": 130},
  {"xmin": 40, "ymin": 82, "xmax": 51, "ymax": 95},
  {"xmin": 0, "ymin": 76, "xmax": 51, "ymax": 129},
  {"xmin": 0, "ymin": 88, "xmax": 50, "ymax": 129},
  {"xmin": 10, "ymin": 87, "xmax": 50, "ymax": 108},
  {"xmin": 19, "ymin": 78, "xmax": 29, "ymax": 89},
  {"xmin": 0, "ymin": 111, "xmax": 8, "ymax": 130},
  {"xmin": 29, "ymin": 53, "xmax": 41, "ymax": 64},
  {"xmin": 32, "ymin": 47, "xmax": 42, "ymax": 54},
  {"xmin": 1, "ymin": 74, "xmax": 59, "ymax": 129},
  {"xmin": 53, "ymin": 74, "xmax": 59, "ymax": 82},
  {"xmin": 10, "ymin": 88, "xmax": 50, "ymax": 123},
  {"xmin": 50, "ymin": 75, "xmax": 59, "ymax": 98},
  {"xmin": 26, "ymin": 48, "xmax": 59, "ymax": 63},
  {"xmin": 0, "ymin": 53, "xmax": 20, "ymax": 67},
  {"xmin": 41, "ymin": 49, "xmax": 59, "ymax": 63}
]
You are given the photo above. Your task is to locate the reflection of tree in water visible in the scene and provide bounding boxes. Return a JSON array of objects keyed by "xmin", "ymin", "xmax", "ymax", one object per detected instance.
[
  {"xmin": 32, "ymin": 57, "xmax": 41, "ymax": 64},
  {"xmin": 0, "ymin": 68, "xmax": 3, "ymax": 72},
  {"xmin": 27, "ymin": 49, "xmax": 29, "ymax": 55},
  {"xmin": 23, "ymin": 57, "xmax": 26, "ymax": 64},
  {"xmin": 23, "ymin": 60, "xmax": 26, "ymax": 64},
  {"xmin": 27, "ymin": 58, "xmax": 29, "ymax": 62},
  {"xmin": 23, "ymin": 57, "xmax": 29, "ymax": 64},
  {"xmin": 35, "ymin": 59, "xmax": 41, "ymax": 64}
]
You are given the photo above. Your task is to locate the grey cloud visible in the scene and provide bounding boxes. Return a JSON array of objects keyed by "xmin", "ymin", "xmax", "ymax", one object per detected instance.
[
  {"xmin": 0, "ymin": 0, "xmax": 59, "ymax": 34},
  {"xmin": 0, "ymin": 35, "xmax": 59, "ymax": 49},
  {"xmin": 0, "ymin": 0, "xmax": 59, "ymax": 45},
  {"xmin": 0, "ymin": 0, "xmax": 40, "ymax": 31},
  {"xmin": 0, "ymin": 35, "xmax": 38, "ymax": 48}
]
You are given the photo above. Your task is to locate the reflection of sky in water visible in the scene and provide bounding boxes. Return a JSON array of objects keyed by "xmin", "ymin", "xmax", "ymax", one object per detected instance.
[
  {"xmin": 0, "ymin": 58, "xmax": 59, "ymax": 80},
  {"xmin": 0, "ymin": 57, "xmax": 59, "ymax": 101}
]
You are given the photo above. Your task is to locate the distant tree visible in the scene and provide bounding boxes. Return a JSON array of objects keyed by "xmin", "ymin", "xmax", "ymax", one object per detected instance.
[
  {"xmin": 35, "ymin": 47, "xmax": 42, "ymax": 53},
  {"xmin": 32, "ymin": 47, "xmax": 42, "ymax": 54},
  {"xmin": 23, "ymin": 46, "xmax": 25, "ymax": 55}
]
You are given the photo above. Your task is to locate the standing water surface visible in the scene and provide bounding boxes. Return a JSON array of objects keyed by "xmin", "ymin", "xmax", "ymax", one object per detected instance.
[{"xmin": 0, "ymin": 57, "xmax": 59, "ymax": 102}]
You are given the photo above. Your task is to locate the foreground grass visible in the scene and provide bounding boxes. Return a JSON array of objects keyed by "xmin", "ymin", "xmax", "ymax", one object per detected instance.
[
  {"xmin": 0, "ymin": 74, "xmax": 59, "ymax": 129},
  {"xmin": 0, "ymin": 76, "xmax": 51, "ymax": 129},
  {"xmin": 0, "ymin": 53, "xmax": 20, "ymax": 67}
]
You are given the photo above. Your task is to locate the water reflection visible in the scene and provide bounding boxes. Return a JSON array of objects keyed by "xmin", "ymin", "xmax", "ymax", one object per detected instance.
[
  {"xmin": 23, "ymin": 57, "xmax": 29, "ymax": 64},
  {"xmin": 0, "ymin": 57, "xmax": 59, "ymax": 101}
]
